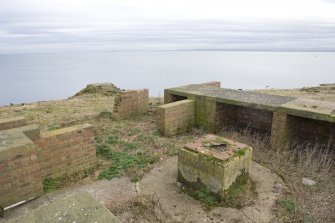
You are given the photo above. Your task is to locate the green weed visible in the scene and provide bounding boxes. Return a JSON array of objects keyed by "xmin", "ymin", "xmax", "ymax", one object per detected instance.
[
  {"xmin": 122, "ymin": 141, "xmax": 139, "ymax": 150},
  {"xmin": 128, "ymin": 128, "xmax": 141, "ymax": 136},
  {"xmin": 98, "ymin": 151, "xmax": 160, "ymax": 180},
  {"xmin": 42, "ymin": 177, "xmax": 60, "ymax": 193},
  {"xmin": 192, "ymin": 188, "xmax": 218, "ymax": 206}
]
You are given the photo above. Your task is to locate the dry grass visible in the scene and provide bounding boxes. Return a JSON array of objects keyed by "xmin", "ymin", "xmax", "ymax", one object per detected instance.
[
  {"xmin": 0, "ymin": 94, "xmax": 115, "ymax": 129},
  {"xmin": 219, "ymin": 129, "xmax": 335, "ymax": 223},
  {"xmin": 107, "ymin": 194, "xmax": 171, "ymax": 223},
  {"xmin": 255, "ymin": 83, "xmax": 335, "ymax": 102}
]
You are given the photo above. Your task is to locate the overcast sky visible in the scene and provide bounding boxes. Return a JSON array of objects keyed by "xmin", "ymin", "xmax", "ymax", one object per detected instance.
[{"xmin": 1, "ymin": 0, "xmax": 335, "ymax": 53}]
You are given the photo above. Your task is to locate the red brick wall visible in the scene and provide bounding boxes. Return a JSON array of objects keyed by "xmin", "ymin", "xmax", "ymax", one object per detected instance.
[
  {"xmin": 117, "ymin": 89, "xmax": 149, "ymax": 118},
  {"xmin": 215, "ymin": 103, "xmax": 273, "ymax": 134},
  {"xmin": 270, "ymin": 112, "xmax": 289, "ymax": 144},
  {"xmin": 34, "ymin": 124, "xmax": 96, "ymax": 178},
  {"xmin": 286, "ymin": 115, "xmax": 334, "ymax": 146},
  {"xmin": 0, "ymin": 117, "xmax": 26, "ymax": 131},
  {"xmin": 0, "ymin": 134, "xmax": 43, "ymax": 208},
  {"xmin": 157, "ymin": 99, "xmax": 195, "ymax": 137}
]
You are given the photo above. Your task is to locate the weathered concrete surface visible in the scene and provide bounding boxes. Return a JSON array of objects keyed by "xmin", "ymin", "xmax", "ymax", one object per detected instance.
[
  {"xmin": 166, "ymin": 83, "xmax": 335, "ymax": 122},
  {"xmin": 167, "ymin": 84, "xmax": 296, "ymax": 111},
  {"xmin": 165, "ymin": 83, "xmax": 335, "ymax": 145},
  {"xmin": 279, "ymin": 97, "xmax": 335, "ymax": 122},
  {"xmin": 1, "ymin": 157, "xmax": 284, "ymax": 223},
  {"xmin": 178, "ymin": 135, "xmax": 253, "ymax": 198},
  {"xmin": 8, "ymin": 191, "xmax": 120, "ymax": 223}
]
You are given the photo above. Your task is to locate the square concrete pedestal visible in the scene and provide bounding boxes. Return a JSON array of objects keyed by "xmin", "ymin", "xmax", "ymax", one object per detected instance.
[{"xmin": 178, "ymin": 134, "xmax": 252, "ymax": 199}]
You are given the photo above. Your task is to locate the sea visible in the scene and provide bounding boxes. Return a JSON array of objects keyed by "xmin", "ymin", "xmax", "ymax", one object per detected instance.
[{"xmin": 0, "ymin": 51, "xmax": 334, "ymax": 106}]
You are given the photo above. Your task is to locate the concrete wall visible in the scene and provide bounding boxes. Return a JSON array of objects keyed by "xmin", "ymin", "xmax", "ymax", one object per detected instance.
[
  {"xmin": 157, "ymin": 99, "xmax": 195, "ymax": 137},
  {"xmin": 0, "ymin": 117, "xmax": 96, "ymax": 208},
  {"xmin": 117, "ymin": 89, "xmax": 149, "ymax": 118}
]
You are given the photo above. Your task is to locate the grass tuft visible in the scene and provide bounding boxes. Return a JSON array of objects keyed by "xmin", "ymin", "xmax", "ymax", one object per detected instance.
[
  {"xmin": 192, "ymin": 188, "xmax": 218, "ymax": 206},
  {"xmin": 42, "ymin": 178, "xmax": 60, "ymax": 193},
  {"xmin": 98, "ymin": 151, "xmax": 159, "ymax": 180}
]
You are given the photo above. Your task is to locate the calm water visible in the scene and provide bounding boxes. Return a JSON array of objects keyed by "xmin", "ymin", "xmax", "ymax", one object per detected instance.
[{"xmin": 0, "ymin": 51, "xmax": 334, "ymax": 106}]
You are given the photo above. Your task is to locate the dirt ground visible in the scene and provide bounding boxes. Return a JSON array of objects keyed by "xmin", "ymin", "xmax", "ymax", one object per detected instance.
[{"xmin": 1, "ymin": 157, "xmax": 284, "ymax": 223}]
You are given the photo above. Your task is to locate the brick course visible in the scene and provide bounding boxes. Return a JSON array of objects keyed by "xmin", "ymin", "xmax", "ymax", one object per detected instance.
[
  {"xmin": 286, "ymin": 115, "xmax": 334, "ymax": 145},
  {"xmin": 0, "ymin": 117, "xmax": 96, "ymax": 209},
  {"xmin": 157, "ymin": 100, "xmax": 195, "ymax": 137},
  {"xmin": 0, "ymin": 129, "xmax": 43, "ymax": 208},
  {"xmin": 216, "ymin": 103, "xmax": 273, "ymax": 134},
  {"xmin": 270, "ymin": 112, "xmax": 289, "ymax": 144},
  {"xmin": 34, "ymin": 124, "xmax": 96, "ymax": 178},
  {"xmin": 117, "ymin": 89, "xmax": 149, "ymax": 118}
]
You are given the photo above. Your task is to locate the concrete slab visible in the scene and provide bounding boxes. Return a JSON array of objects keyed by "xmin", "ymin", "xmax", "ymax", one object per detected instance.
[
  {"xmin": 8, "ymin": 191, "xmax": 121, "ymax": 223},
  {"xmin": 168, "ymin": 84, "xmax": 296, "ymax": 111},
  {"xmin": 280, "ymin": 97, "xmax": 335, "ymax": 122}
]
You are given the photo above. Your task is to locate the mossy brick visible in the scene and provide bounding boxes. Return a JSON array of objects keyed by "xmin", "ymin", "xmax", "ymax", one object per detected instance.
[
  {"xmin": 35, "ymin": 123, "xmax": 96, "ymax": 178},
  {"xmin": 157, "ymin": 99, "xmax": 195, "ymax": 137},
  {"xmin": 116, "ymin": 89, "xmax": 149, "ymax": 119},
  {"xmin": 0, "ymin": 117, "xmax": 27, "ymax": 131},
  {"xmin": 165, "ymin": 82, "xmax": 334, "ymax": 146},
  {"xmin": 0, "ymin": 128, "xmax": 43, "ymax": 208},
  {"xmin": 178, "ymin": 134, "xmax": 252, "ymax": 199}
]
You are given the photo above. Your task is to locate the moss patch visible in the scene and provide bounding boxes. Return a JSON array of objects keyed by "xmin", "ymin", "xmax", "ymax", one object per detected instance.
[
  {"xmin": 42, "ymin": 177, "xmax": 60, "ymax": 193},
  {"xmin": 179, "ymin": 170, "xmax": 257, "ymax": 209},
  {"xmin": 223, "ymin": 170, "xmax": 257, "ymax": 208}
]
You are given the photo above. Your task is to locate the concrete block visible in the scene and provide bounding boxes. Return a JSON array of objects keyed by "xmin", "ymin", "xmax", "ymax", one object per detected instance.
[{"xmin": 178, "ymin": 134, "xmax": 252, "ymax": 199}]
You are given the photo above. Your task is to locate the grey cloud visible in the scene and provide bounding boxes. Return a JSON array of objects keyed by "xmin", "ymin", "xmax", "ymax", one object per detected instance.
[{"xmin": 0, "ymin": 15, "xmax": 335, "ymax": 53}]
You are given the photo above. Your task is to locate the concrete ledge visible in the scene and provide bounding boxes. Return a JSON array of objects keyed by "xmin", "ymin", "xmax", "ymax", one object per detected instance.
[{"xmin": 41, "ymin": 123, "xmax": 92, "ymax": 138}]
